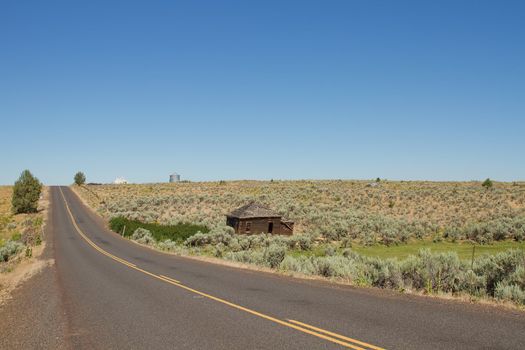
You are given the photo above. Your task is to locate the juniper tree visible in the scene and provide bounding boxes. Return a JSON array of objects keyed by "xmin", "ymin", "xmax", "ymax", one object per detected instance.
[
  {"xmin": 12, "ymin": 170, "xmax": 42, "ymax": 214},
  {"xmin": 74, "ymin": 171, "xmax": 86, "ymax": 186},
  {"xmin": 482, "ymin": 178, "xmax": 493, "ymax": 190}
]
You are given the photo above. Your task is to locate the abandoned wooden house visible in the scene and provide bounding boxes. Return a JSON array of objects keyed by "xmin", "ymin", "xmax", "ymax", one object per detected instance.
[{"xmin": 226, "ymin": 202, "xmax": 294, "ymax": 235}]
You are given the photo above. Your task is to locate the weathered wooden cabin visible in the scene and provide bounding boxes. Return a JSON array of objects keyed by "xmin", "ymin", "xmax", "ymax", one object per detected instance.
[{"xmin": 226, "ymin": 202, "xmax": 294, "ymax": 235}]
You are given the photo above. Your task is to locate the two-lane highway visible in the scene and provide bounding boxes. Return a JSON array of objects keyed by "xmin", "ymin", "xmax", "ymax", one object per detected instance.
[{"xmin": 2, "ymin": 186, "xmax": 525, "ymax": 349}]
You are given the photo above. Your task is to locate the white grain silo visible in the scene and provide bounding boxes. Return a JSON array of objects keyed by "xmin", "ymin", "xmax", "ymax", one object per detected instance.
[
  {"xmin": 114, "ymin": 177, "xmax": 129, "ymax": 185},
  {"xmin": 169, "ymin": 173, "xmax": 180, "ymax": 183}
]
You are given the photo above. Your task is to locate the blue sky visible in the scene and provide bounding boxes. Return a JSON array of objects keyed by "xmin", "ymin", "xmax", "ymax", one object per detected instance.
[{"xmin": 1, "ymin": 0, "xmax": 524, "ymax": 185}]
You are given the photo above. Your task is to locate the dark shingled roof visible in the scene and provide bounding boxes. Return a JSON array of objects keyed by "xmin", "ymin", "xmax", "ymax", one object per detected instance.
[{"xmin": 227, "ymin": 202, "xmax": 281, "ymax": 219}]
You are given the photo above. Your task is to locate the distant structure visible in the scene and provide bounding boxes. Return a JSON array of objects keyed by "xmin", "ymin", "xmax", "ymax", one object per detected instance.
[
  {"xmin": 169, "ymin": 173, "xmax": 180, "ymax": 183},
  {"xmin": 113, "ymin": 177, "xmax": 128, "ymax": 185},
  {"xmin": 226, "ymin": 202, "xmax": 294, "ymax": 235}
]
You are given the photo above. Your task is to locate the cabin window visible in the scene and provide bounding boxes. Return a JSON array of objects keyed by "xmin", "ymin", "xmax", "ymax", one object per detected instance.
[
  {"xmin": 268, "ymin": 222, "xmax": 273, "ymax": 234},
  {"xmin": 245, "ymin": 222, "xmax": 251, "ymax": 233}
]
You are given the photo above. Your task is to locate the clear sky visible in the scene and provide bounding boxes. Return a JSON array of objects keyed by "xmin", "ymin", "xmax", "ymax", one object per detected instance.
[{"xmin": 1, "ymin": 0, "xmax": 524, "ymax": 185}]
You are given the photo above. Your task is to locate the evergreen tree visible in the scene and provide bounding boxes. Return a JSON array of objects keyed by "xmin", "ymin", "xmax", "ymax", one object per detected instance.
[
  {"xmin": 482, "ymin": 178, "xmax": 493, "ymax": 189},
  {"xmin": 74, "ymin": 171, "xmax": 86, "ymax": 186},
  {"xmin": 12, "ymin": 170, "xmax": 42, "ymax": 214}
]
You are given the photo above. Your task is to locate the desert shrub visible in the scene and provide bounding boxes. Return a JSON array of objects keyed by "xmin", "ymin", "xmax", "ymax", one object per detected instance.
[
  {"xmin": 431, "ymin": 235, "xmax": 442, "ymax": 244},
  {"xmin": 313, "ymin": 256, "xmax": 356, "ymax": 278},
  {"xmin": 185, "ymin": 232, "xmax": 213, "ymax": 247},
  {"xmin": 508, "ymin": 216, "xmax": 525, "ymax": 241},
  {"xmin": 340, "ymin": 237, "xmax": 352, "ymax": 248},
  {"xmin": 238, "ymin": 237, "xmax": 251, "ymax": 250},
  {"xmin": 131, "ymin": 228, "xmax": 154, "ymax": 245},
  {"xmin": 398, "ymin": 229, "xmax": 411, "ymax": 243},
  {"xmin": 473, "ymin": 249, "xmax": 525, "ymax": 295},
  {"xmin": 458, "ymin": 270, "xmax": 486, "ymax": 296},
  {"xmin": 281, "ymin": 253, "xmax": 364, "ymax": 279},
  {"xmin": 20, "ymin": 221, "xmax": 40, "ymax": 246},
  {"xmin": 443, "ymin": 227, "xmax": 462, "ymax": 242},
  {"xmin": 224, "ymin": 250, "xmax": 264, "ymax": 265},
  {"xmin": 380, "ymin": 228, "xmax": 399, "ymax": 246},
  {"xmin": 513, "ymin": 229, "xmax": 524, "ymax": 242},
  {"xmin": 465, "ymin": 223, "xmax": 494, "ymax": 244},
  {"xmin": 323, "ymin": 246, "xmax": 336, "ymax": 256},
  {"xmin": 214, "ymin": 242, "xmax": 226, "ymax": 257},
  {"xmin": 362, "ymin": 257, "xmax": 403, "ymax": 289},
  {"xmin": 264, "ymin": 244, "xmax": 286, "ymax": 268},
  {"xmin": 279, "ymin": 256, "xmax": 303, "ymax": 272},
  {"xmin": 12, "ymin": 170, "xmax": 42, "ymax": 214},
  {"xmin": 0, "ymin": 240, "xmax": 25, "ymax": 262},
  {"xmin": 184, "ymin": 226, "xmax": 238, "ymax": 247},
  {"xmin": 400, "ymin": 249, "xmax": 464, "ymax": 293},
  {"xmin": 285, "ymin": 234, "xmax": 312, "ymax": 251},
  {"xmin": 462, "ymin": 216, "xmax": 525, "ymax": 243},
  {"xmin": 494, "ymin": 283, "xmax": 525, "ymax": 304},
  {"xmin": 491, "ymin": 222, "xmax": 508, "ymax": 241},
  {"xmin": 279, "ymin": 255, "xmax": 317, "ymax": 275},
  {"xmin": 109, "ymin": 216, "xmax": 208, "ymax": 243},
  {"xmin": 362, "ymin": 235, "xmax": 375, "ymax": 246},
  {"xmin": 507, "ymin": 266, "xmax": 525, "ymax": 289},
  {"xmin": 157, "ymin": 239, "xmax": 178, "ymax": 251},
  {"xmin": 229, "ymin": 238, "xmax": 242, "ymax": 252},
  {"xmin": 342, "ymin": 248, "xmax": 357, "ymax": 258},
  {"xmin": 156, "ymin": 240, "xmax": 189, "ymax": 255}
]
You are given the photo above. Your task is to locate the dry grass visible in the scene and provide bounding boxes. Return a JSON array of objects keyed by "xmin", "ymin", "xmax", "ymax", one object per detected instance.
[
  {"xmin": 0, "ymin": 186, "xmax": 48, "ymax": 243},
  {"xmin": 1, "ymin": 187, "xmax": 25, "ymax": 242},
  {"xmin": 0, "ymin": 186, "xmax": 49, "ymax": 303},
  {"xmin": 0, "ymin": 186, "xmax": 15, "ymax": 241}
]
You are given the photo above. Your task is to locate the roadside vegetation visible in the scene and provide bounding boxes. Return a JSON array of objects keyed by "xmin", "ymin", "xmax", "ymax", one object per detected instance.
[
  {"xmin": 109, "ymin": 216, "xmax": 209, "ymax": 243},
  {"xmin": 1, "ymin": 171, "xmax": 45, "ymax": 270},
  {"xmin": 74, "ymin": 180, "xmax": 525, "ymax": 306}
]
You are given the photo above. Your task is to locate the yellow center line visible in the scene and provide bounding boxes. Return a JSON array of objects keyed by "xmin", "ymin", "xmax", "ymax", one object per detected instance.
[
  {"xmin": 58, "ymin": 187, "xmax": 384, "ymax": 350},
  {"xmin": 287, "ymin": 320, "xmax": 385, "ymax": 350},
  {"xmin": 59, "ymin": 190, "xmax": 137, "ymax": 268},
  {"xmin": 159, "ymin": 274, "xmax": 181, "ymax": 284}
]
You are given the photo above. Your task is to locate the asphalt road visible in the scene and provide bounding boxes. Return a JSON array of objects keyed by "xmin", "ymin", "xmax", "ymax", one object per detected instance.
[{"xmin": 1, "ymin": 186, "xmax": 524, "ymax": 349}]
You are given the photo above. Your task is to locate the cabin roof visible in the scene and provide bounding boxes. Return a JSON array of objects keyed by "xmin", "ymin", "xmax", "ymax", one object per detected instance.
[{"xmin": 227, "ymin": 202, "xmax": 281, "ymax": 219}]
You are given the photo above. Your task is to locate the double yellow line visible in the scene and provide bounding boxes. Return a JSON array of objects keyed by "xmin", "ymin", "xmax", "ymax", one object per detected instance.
[{"xmin": 58, "ymin": 187, "xmax": 385, "ymax": 350}]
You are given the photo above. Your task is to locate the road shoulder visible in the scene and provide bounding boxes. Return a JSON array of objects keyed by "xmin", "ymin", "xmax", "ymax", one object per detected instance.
[{"xmin": 0, "ymin": 187, "xmax": 68, "ymax": 349}]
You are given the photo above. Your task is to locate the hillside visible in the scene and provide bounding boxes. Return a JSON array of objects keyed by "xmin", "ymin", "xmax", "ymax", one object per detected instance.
[{"xmin": 75, "ymin": 180, "xmax": 525, "ymax": 245}]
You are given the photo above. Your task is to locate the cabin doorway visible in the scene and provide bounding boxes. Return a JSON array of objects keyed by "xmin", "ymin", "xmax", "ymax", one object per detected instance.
[{"xmin": 268, "ymin": 222, "xmax": 274, "ymax": 234}]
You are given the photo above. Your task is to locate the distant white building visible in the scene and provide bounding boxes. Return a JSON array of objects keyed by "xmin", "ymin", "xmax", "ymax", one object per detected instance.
[
  {"xmin": 169, "ymin": 173, "xmax": 180, "ymax": 183},
  {"xmin": 114, "ymin": 177, "xmax": 129, "ymax": 185}
]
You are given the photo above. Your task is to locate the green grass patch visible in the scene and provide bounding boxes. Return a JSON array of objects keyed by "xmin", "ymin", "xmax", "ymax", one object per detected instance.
[
  {"xmin": 287, "ymin": 240, "xmax": 525, "ymax": 261},
  {"xmin": 10, "ymin": 232, "xmax": 21, "ymax": 241},
  {"xmin": 352, "ymin": 240, "xmax": 525, "ymax": 260},
  {"xmin": 109, "ymin": 216, "xmax": 209, "ymax": 243},
  {"xmin": 288, "ymin": 245, "xmax": 327, "ymax": 258}
]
